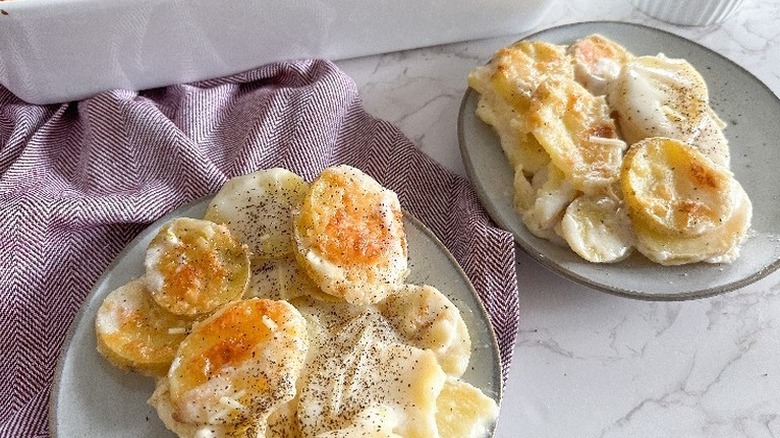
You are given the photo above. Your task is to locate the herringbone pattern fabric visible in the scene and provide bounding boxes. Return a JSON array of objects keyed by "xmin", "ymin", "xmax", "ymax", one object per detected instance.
[{"xmin": 0, "ymin": 59, "xmax": 518, "ymax": 436}]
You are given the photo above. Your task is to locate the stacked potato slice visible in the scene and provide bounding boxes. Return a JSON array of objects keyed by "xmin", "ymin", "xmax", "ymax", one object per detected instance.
[
  {"xmin": 621, "ymin": 137, "xmax": 751, "ymax": 264},
  {"xmin": 468, "ymin": 34, "xmax": 752, "ymax": 265},
  {"xmin": 95, "ymin": 166, "xmax": 498, "ymax": 438}
]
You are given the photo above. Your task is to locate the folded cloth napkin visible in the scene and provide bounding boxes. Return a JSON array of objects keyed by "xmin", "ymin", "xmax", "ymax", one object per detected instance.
[{"xmin": 0, "ymin": 59, "xmax": 518, "ymax": 436}]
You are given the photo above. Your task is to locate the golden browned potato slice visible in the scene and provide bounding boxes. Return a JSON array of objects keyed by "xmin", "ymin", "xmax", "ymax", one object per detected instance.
[
  {"xmin": 468, "ymin": 40, "xmax": 572, "ymax": 175},
  {"xmin": 145, "ymin": 217, "xmax": 250, "ymax": 317},
  {"xmin": 527, "ymin": 77, "xmax": 627, "ymax": 194},
  {"xmin": 166, "ymin": 298, "xmax": 308, "ymax": 425},
  {"xmin": 621, "ymin": 137, "xmax": 735, "ymax": 237},
  {"xmin": 568, "ymin": 33, "xmax": 633, "ymax": 96},
  {"xmin": 631, "ymin": 187, "xmax": 751, "ymax": 265},
  {"xmin": 621, "ymin": 137, "xmax": 752, "ymax": 265},
  {"xmin": 95, "ymin": 277, "xmax": 193, "ymax": 377},
  {"xmin": 293, "ymin": 165, "xmax": 408, "ymax": 305},
  {"xmin": 469, "ymin": 40, "xmax": 574, "ymax": 114}
]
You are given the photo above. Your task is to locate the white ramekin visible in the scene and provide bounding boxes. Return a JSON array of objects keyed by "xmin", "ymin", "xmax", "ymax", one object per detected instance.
[{"xmin": 629, "ymin": 0, "xmax": 746, "ymax": 26}]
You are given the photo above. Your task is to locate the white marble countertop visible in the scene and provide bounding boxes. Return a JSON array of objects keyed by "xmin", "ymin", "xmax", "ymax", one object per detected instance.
[{"xmin": 336, "ymin": 1, "xmax": 780, "ymax": 436}]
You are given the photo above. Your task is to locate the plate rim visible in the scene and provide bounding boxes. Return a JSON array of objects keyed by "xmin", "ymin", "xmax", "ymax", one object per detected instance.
[
  {"xmin": 48, "ymin": 195, "xmax": 504, "ymax": 436},
  {"xmin": 458, "ymin": 20, "xmax": 780, "ymax": 301}
]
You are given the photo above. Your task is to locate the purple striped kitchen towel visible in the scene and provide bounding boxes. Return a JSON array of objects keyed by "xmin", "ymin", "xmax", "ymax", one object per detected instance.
[{"xmin": 0, "ymin": 59, "xmax": 518, "ymax": 436}]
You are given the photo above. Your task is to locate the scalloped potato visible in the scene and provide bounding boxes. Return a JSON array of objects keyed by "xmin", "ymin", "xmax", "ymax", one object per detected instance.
[
  {"xmin": 145, "ymin": 217, "xmax": 250, "ymax": 316},
  {"xmin": 205, "ymin": 168, "xmax": 309, "ymax": 261},
  {"xmin": 568, "ymin": 33, "xmax": 633, "ymax": 96},
  {"xmin": 95, "ymin": 277, "xmax": 194, "ymax": 377},
  {"xmin": 96, "ymin": 166, "xmax": 498, "ymax": 438},
  {"xmin": 608, "ymin": 54, "xmax": 730, "ymax": 168},
  {"xmin": 468, "ymin": 33, "xmax": 751, "ymax": 265},
  {"xmin": 622, "ymin": 137, "xmax": 751, "ymax": 265},
  {"xmin": 293, "ymin": 165, "xmax": 409, "ymax": 305},
  {"xmin": 526, "ymin": 76, "xmax": 627, "ymax": 194}
]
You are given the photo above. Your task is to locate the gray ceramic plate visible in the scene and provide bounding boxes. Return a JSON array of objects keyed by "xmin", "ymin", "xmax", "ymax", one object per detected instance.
[
  {"xmin": 50, "ymin": 197, "xmax": 502, "ymax": 436},
  {"xmin": 459, "ymin": 21, "xmax": 780, "ymax": 300}
]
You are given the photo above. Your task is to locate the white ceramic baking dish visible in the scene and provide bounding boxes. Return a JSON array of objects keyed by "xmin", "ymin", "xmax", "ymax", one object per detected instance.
[{"xmin": 0, "ymin": 0, "xmax": 553, "ymax": 105}]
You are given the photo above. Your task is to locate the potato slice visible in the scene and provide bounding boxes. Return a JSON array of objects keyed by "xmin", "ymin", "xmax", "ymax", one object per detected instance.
[
  {"xmin": 436, "ymin": 377, "xmax": 499, "ymax": 438},
  {"xmin": 632, "ymin": 183, "xmax": 752, "ymax": 265},
  {"xmin": 622, "ymin": 138, "xmax": 752, "ymax": 265},
  {"xmin": 468, "ymin": 40, "xmax": 564, "ymax": 177},
  {"xmin": 469, "ymin": 40, "xmax": 573, "ymax": 114},
  {"xmin": 167, "ymin": 298, "xmax": 308, "ymax": 425},
  {"xmin": 297, "ymin": 315, "xmax": 445, "ymax": 438},
  {"xmin": 378, "ymin": 284, "xmax": 471, "ymax": 377},
  {"xmin": 205, "ymin": 168, "xmax": 309, "ymax": 261},
  {"xmin": 293, "ymin": 165, "xmax": 408, "ymax": 305},
  {"xmin": 608, "ymin": 55, "xmax": 730, "ymax": 168},
  {"xmin": 559, "ymin": 194, "xmax": 633, "ymax": 263},
  {"xmin": 520, "ymin": 162, "xmax": 578, "ymax": 240},
  {"xmin": 149, "ymin": 377, "xmax": 270, "ymax": 438},
  {"xmin": 568, "ymin": 33, "xmax": 633, "ymax": 96},
  {"xmin": 527, "ymin": 77, "xmax": 627, "ymax": 194},
  {"xmin": 311, "ymin": 405, "xmax": 401, "ymax": 438},
  {"xmin": 474, "ymin": 96, "xmax": 551, "ymax": 174},
  {"xmin": 95, "ymin": 277, "xmax": 193, "ymax": 377},
  {"xmin": 247, "ymin": 256, "xmax": 339, "ymax": 303},
  {"xmin": 621, "ymin": 137, "xmax": 735, "ymax": 237},
  {"xmin": 145, "ymin": 217, "xmax": 250, "ymax": 316}
]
